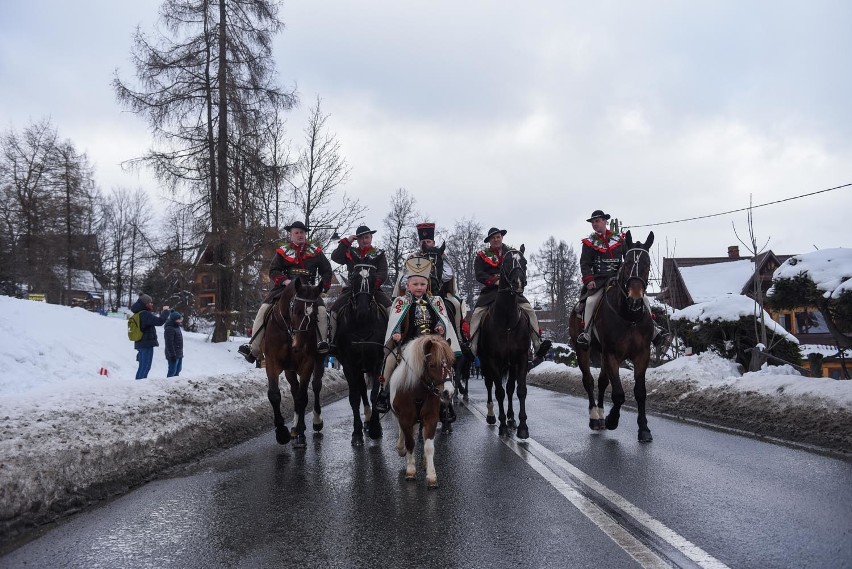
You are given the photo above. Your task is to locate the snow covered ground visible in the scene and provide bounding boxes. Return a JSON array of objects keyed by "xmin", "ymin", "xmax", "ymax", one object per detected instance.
[{"xmin": 1, "ymin": 296, "xmax": 851, "ymax": 547}]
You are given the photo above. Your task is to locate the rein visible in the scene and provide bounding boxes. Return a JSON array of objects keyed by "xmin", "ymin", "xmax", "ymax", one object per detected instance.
[{"xmin": 276, "ymin": 294, "xmax": 317, "ymax": 335}]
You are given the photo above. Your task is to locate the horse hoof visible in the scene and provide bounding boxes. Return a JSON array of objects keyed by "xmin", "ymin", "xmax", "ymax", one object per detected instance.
[
  {"xmin": 605, "ymin": 415, "xmax": 620, "ymax": 430},
  {"xmin": 275, "ymin": 427, "xmax": 291, "ymax": 445},
  {"xmin": 507, "ymin": 418, "xmax": 516, "ymax": 428},
  {"xmin": 638, "ymin": 430, "xmax": 653, "ymax": 443},
  {"xmin": 405, "ymin": 472, "xmax": 416, "ymax": 481},
  {"xmin": 516, "ymin": 426, "xmax": 529, "ymax": 440},
  {"xmin": 595, "ymin": 419, "xmax": 607, "ymax": 430},
  {"xmin": 367, "ymin": 422, "xmax": 383, "ymax": 440},
  {"xmin": 498, "ymin": 425, "xmax": 508, "ymax": 437},
  {"xmin": 427, "ymin": 479, "xmax": 438, "ymax": 489},
  {"xmin": 313, "ymin": 420, "xmax": 324, "ymax": 432},
  {"xmin": 441, "ymin": 424, "xmax": 453, "ymax": 434},
  {"xmin": 486, "ymin": 415, "xmax": 496, "ymax": 425},
  {"xmin": 351, "ymin": 432, "xmax": 364, "ymax": 446},
  {"xmin": 463, "ymin": 394, "xmax": 469, "ymax": 402},
  {"xmin": 294, "ymin": 434, "xmax": 307, "ymax": 449}
]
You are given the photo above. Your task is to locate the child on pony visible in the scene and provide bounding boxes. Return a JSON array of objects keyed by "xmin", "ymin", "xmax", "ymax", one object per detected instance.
[{"xmin": 375, "ymin": 256, "xmax": 461, "ymax": 413}]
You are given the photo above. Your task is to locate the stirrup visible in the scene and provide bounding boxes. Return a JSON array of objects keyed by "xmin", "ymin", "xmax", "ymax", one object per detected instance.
[
  {"xmin": 534, "ymin": 339, "xmax": 552, "ymax": 359},
  {"xmin": 317, "ymin": 341, "xmax": 329, "ymax": 354},
  {"xmin": 375, "ymin": 386, "xmax": 390, "ymax": 414},
  {"xmin": 575, "ymin": 332, "xmax": 591, "ymax": 349}
]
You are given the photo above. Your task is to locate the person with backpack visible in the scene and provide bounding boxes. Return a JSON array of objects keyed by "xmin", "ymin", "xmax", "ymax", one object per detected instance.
[
  {"xmin": 130, "ymin": 294, "xmax": 170, "ymax": 380},
  {"xmin": 164, "ymin": 311, "xmax": 184, "ymax": 377}
]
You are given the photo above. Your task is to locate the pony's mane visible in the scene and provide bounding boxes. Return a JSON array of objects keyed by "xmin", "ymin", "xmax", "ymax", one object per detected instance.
[{"xmin": 392, "ymin": 335, "xmax": 455, "ymax": 392}]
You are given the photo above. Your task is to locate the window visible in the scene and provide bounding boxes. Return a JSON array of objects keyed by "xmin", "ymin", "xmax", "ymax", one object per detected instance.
[
  {"xmin": 775, "ymin": 313, "xmax": 792, "ymax": 332},
  {"xmin": 795, "ymin": 310, "xmax": 829, "ymax": 334}
]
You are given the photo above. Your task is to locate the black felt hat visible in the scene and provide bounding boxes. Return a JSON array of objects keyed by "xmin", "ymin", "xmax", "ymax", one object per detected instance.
[
  {"xmin": 355, "ymin": 225, "xmax": 377, "ymax": 237},
  {"xmin": 586, "ymin": 210, "xmax": 611, "ymax": 223},
  {"xmin": 284, "ymin": 221, "xmax": 309, "ymax": 232},
  {"xmin": 484, "ymin": 227, "xmax": 507, "ymax": 243}
]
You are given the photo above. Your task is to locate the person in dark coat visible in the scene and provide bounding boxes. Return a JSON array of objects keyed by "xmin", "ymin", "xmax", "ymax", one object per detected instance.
[
  {"xmin": 239, "ymin": 221, "xmax": 334, "ymax": 363},
  {"xmin": 164, "ymin": 311, "xmax": 184, "ymax": 377},
  {"xmin": 131, "ymin": 294, "xmax": 170, "ymax": 380},
  {"xmin": 328, "ymin": 224, "xmax": 392, "ymax": 351},
  {"xmin": 468, "ymin": 226, "xmax": 551, "ymax": 362}
]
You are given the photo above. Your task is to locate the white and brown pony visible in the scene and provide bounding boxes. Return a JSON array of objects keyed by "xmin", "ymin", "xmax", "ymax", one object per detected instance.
[{"xmin": 388, "ymin": 335, "xmax": 456, "ymax": 488}]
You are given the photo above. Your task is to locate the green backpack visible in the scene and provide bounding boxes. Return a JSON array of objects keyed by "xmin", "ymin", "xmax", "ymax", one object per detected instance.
[{"xmin": 127, "ymin": 312, "xmax": 143, "ymax": 342}]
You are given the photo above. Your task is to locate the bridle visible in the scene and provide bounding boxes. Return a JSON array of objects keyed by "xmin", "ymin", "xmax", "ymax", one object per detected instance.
[
  {"xmin": 287, "ymin": 294, "xmax": 318, "ymax": 334},
  {"xmin": 499, "ymin": 249, "xmax": 527, "ymax": 296},
  {"xmin": 349, "ymin": 263, "xmax": 375, "ymax": 303},
  {"xmin": 421, "ymin": 350, "xmax": 453, "ymax": 398},
  {"xmin": 614, "ymin": 247, "xmax": 650, "ymax": 313}
]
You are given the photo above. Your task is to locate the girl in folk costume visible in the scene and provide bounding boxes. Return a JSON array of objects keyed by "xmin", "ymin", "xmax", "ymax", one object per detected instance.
[{"xmin": 375, "ymin": 256, "xmax": 461, "ymax": 412}]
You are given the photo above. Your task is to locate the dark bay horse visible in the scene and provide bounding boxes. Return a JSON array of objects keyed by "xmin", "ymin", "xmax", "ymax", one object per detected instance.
[
  {"xmin": 569, "ymin": 231, "xmax": 655, "ymax": 442},
  {"xmin": 335, "ymin": 258, "xmax": 388, "ymax": 446},
  {"xmin": 263, "ymin": 277, "xmax": 325, "ymax": 448},
  {"xmin": 388, "ymin": 335, "xmax": 455, "ymax": 488},
  {"xmin": 477, "ymin": 245, "xmax": 532, "ymax": 438}
]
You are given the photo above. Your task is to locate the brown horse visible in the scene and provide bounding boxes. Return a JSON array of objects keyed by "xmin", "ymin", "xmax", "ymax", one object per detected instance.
[
  {"xmin": 263, "ymin": 277, "xmax": 326, "ymax": 448},
  {"xmin": 569, "ymin": 231, "xmax": 655, "ymax": 442},
  {"xmin": 389, "ymin": 335, "xmax": 456, "ymax": 488},
  {"xmin": 477, "ymin": 246, "xmax": 532, "ymax": 438}
]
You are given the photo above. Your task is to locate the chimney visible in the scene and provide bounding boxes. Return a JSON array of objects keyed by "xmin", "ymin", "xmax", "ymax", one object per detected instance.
[{"xmin": 728, "ymin": 246, "xmax": 740, "ymax": 259}]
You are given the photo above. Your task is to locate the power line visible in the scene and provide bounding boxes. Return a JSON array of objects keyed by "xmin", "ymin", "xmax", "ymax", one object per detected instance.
[{"xmin": 623, "ymin": 183, "xmax": 852, "ymax": 229}]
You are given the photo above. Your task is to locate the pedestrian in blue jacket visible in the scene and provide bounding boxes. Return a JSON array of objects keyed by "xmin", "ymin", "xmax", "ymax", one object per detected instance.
[
  {"xmin": 130, "ymin": 294, "xmax": 170, "ymax": 380},
  {"xmin": 164, "ymin": 311, "xmax": 184, "ymax": 377}
]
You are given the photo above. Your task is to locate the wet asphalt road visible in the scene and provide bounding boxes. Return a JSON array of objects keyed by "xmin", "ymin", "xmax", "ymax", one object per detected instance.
[{"xmin": 3, "ymin": 379, "xmax": 851, "ymax": 569}]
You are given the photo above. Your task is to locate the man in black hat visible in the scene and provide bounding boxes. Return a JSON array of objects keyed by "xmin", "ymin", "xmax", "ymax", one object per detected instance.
[
  {"xmin": 576, "ymin": 210, "xmax": 667, "ymax": 349},
  {"xmin": 468, "ymin": 227, "xmax": 551, "ymax": 363},
  {"xmin": 328, "ymin": 224, "xmax": 392, "ymax": 352},
  {"xmin": 239, "ymin": 221, "xmax": 333, "ymax": 363}
]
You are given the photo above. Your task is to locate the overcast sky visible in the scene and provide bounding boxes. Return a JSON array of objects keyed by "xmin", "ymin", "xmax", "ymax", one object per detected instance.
[{"xmin": 2, "ymin": 0, "xmax": 851, "ymax": 263}]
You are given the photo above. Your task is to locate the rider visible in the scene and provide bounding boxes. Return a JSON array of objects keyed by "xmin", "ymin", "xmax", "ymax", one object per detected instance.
[
  {"xmin": 375, "ymin": 256, "xmax": 461, "ymax": 413},
  {"xmin": 468, "ymin": 226, "xmax": 552, "ymax": 364},
  {"xmin": 328, "ymin": 224, "xmax": 392, "ymax": 353},
  {"xmin": 238, "ymin": 221, "xmax": 333, "ymax": 363},
  {"xmin": 576, "ymin": 210, "xmax": 668, "ymax": 349},
  {"xmin": 397, "ymin": 222, "xmax": 466, "ymax": 349}
]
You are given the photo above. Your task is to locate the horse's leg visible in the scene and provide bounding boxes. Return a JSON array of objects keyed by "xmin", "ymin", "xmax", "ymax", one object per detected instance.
[
  {"xmin": 495, "ymin": 372, "xmax": 509, "ymax": 437},
  {"xmin": 596, "ymin": 359, "xmax": 611, "ymax": 431},
  {"xmin": 505, "ymin": 371, "xmax": 516, "ymax": 428},
  {"xmin": 603, "ymin": 354, "xmax": 625, "ymax": 431},
  {"xmin": 484, "ymin": 367, "xmax": 497, "ymax": 425},
  {"xmin": 286, "ymin": 370, "xmax": 308, "ymax": 448},
  {"xmin": 405, "ymin": 420, "xmax": 417, "ymax": 481},
  {"xmin": 515, "ymin": 362, "xmax": 530, "ymax": 440},
  {"xmin": 367, "ymin": 371, "xmax": 383, "ymax": 440},
  {"xmin": 266, "ymin": 361, "xmax": 291, "ymax": 445},
  {"xmin": 633, "ymin": 349, "xmax": 653, "ymax": 442},
  {"xmin": 422, "ymin": 407, "xmax": 439, "ymax": 488},
  {"xmin": 311, "ymin": 359, "xmax": 324, "ymax": 432},
  {"xmin": 345, "ymin": 365, "xmax": 365, "ymax": 446},
  {"xmin": 575, "ymin": 345, "xmax": 602, "ymax": 430}
]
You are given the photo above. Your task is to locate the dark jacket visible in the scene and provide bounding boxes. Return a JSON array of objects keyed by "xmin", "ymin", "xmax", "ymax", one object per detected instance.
[
  {"xmin": 264, "ymin": 240, "xmax": 333, "ymax": 304},
  {"xmin": 164, "ymin": 320, "xmax": 184, "ymax": 360},
  {"xmin": 330, "ymin": 239, "xmax": 392, "ymax": 309},
  {"xmin": 474, "ymin": 244, "xmax": 530, "ymax": 307},
  {"xmin": 130, "ymin": 299, "xmax": 169, "ymax": 349},
  {"xmin": 580, "ymin": 230, "xmax": 626, "ymax": 289}
]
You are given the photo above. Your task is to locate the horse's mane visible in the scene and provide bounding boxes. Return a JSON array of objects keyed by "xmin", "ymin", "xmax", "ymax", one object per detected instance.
[{"xmin": 392, "ymin": 335, "xmax": 455, "ymax": 392}]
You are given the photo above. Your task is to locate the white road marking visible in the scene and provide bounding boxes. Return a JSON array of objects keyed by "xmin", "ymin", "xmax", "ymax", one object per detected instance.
[{"xmin": 463, "ymin": 398, "xmax": 730, "ymax": 569}]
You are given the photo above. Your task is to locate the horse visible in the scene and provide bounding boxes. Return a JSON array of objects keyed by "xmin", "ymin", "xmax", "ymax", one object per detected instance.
[
  {"xmin": 477, "ymin": 245, "xmax": 533, "ymax": 438},
  {"xmin": 388, "ymin": 335, "xmax": 456, "ymax": 488},
  {"xmin": 263, "ymin": 277, "xmax": 326, "ymax": 448},
  {"xmin": 334, "ymin": 256, "xmax": 389, "ymax": 446},
  {"xmin": 568, "ymin": 231, "xmax": 655, "ymax": 442}
]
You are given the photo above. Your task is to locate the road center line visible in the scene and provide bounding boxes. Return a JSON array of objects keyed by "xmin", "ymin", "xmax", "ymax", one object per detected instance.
[{"xmin": 461, "ymin": 397, "xmax": 730, "ymax": 569}]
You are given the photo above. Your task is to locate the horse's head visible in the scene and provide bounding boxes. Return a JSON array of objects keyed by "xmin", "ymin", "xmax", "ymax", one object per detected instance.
[
  {"xmin": 499, "ymin": 244, "xmax": 528, "ymax": 296},
  {"xmin": 290, "ymin": 277, "xmax": 324, "ymax": 352},
  {"xmin": 348, "ymin": 254, "xmax": 379, "ymax": 320},
  {"xmin": 620, "ymin": 231, "xmax": 654, "ymax": 312},
  {"xmin": 423, "ymin": 337, "xmax": 455, "ymax": 404},
  {"xmin": 421, "ymin": 243, "xmax": 445, "ymax": 294}
]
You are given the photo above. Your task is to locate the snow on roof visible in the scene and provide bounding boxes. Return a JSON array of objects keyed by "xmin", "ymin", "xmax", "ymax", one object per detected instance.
[
  {"xmin": 773, "ymin": 248, "xmax": 852, "ymax": 300},
  {"xmin": 799, "ymin": 344, "xmax": 849, "ymax": 358},
  {"xmin": 53, "ymin": 268, "xmax": 104, "ymax": 293},
  {"xmin": 670, "ymin": 294, "xmax": 798, "ymax": 343},
  {"xmin": 678, "ymin": 259, "xmax": 753, "ymax": 302}
]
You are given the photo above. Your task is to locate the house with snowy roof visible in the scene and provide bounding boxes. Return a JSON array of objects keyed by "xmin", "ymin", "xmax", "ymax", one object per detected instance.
[{"xmin": 658, "ymin": 245, "xmax": 843, "ymax": 377}]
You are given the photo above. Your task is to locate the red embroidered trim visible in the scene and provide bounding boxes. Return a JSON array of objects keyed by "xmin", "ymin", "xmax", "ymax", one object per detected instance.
[{"xmin": 477, "ymin": 250, "xmax": 500, "ymax": 267}]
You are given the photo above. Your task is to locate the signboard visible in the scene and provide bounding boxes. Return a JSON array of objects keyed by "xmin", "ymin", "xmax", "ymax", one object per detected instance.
[{"xmin": 28, "ymin": 293, "xmax": 46, "ymax": 302}]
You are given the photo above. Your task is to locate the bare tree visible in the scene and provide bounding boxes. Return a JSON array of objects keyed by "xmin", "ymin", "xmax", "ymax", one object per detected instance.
[
  {"xmin": 531, "ymin": 237, "xmax": 581, "ymax": 342},
  {"xmin": 287, "ymin": 96, "xmax": 363, "ymax": 246},
  {"xmin": 99, "ymin": 187, "xmax": 153, "ymax": 309},
  {"xmin": 445, "ymin": 218, "xmax": 483, "ymax": 307},
  {"xmin": 113, "ymin": 0, "xmax": 296, "ymax": 341},
  {"xmin": 380, "ymin": 188, "xmax": 420, "ymax": 282}
]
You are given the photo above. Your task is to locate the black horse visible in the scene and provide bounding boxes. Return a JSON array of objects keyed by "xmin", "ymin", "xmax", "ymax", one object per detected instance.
[
  {"xmin": 569, "ymin": 231, "xmax": 655, "ymax": 442},
  {"xmin": 335, "ymin": 256, "xmax": 389, "ymax": 446},
  {"xmin": 477, "ymin": 246, "xmax": 533, "ymax": 438},
  {"xmin": 263, "ymin": 277, "xmax": 325, "ymax": 448}
]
